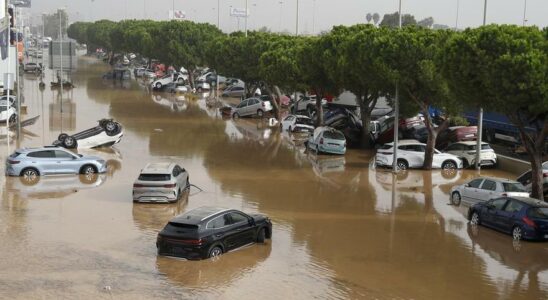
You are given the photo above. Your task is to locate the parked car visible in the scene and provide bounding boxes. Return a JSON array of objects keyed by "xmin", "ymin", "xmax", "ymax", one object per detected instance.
[
  {"xmin": 23, "ymin": 62, "xmax": 39, "ymax": 73},
  {"xmin": 450, "ymin": 177, "xmax": 529, "ymax": 205},
  {"xmin": 0, "ymin": 100, "xmax": 17, "ymax": 123},
  {"xmin": 161, "ymin": 82, "xmax": 190, "ymax": 94},
  {"xmin": 133, "ymin": 162, "xmax": 189, "ymax": 203},
  {"xmin": 289, "ymin": 95, "xmax": 327, "ymax": 115},
  {"xmin": 133, "ymin": 67, "xmax": 150, "ymax": 77},
  {"xmin": 224, "ymin": 78, "xmax": 245, "ymax": 89},
  {"xmin": 281, "ymin": 115, "xmax": 314, "ymax": 133},
  {"xmin": 151, "ymin": 74, "xmax": 183, "ymax": 89},
  {"xmin": 437, "ymin": 126, "xmax": 478, "ymax": 150},
  {"xmin": 156, "ymin": 206, "xmax": 272, "ymax": 259},
  {"xmin": 375, "ymin": 116, "xmax": 425, "ymax": 145},
  {"xmin": 375, "ymin": 140, "xmax": 463, "ymax": 170},
  {"xmin": 468, "ymin": 196, "xmax": 548, "ymax": 241},
  {"xmin": 53, "ymin": 119, "xmax": 123, "ymax": 149},
  {"xmin": 307, "ymin": 126, "xmax": 346, "ymax": 155},
  {"xmin": 232, "ymin": 97, "xmax": 273, "ymax": 118},
  {"xmin": 5, "ymin": 146, "xmax": 106, "ymax": 180},
  {"xmin": 403, "ymin": 124, "xmax": 428, "ymax": 143},
  {"xmin": 516, "ymin": 161, "xmax": 548, "ymax": 196},
  {"xmin": 444, "ymin": 141, "xmax": 497, "ymax": 168},
  {"xmin": 222, "ymin": 85, "xmax": 246, "ymax": 98},
  {"xmin": 195, "ymin": 81, "xmax": 211, "ymax": 92}
]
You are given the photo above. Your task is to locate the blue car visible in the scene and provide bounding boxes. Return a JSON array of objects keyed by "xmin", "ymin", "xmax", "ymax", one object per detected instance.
[
  {"xmin": 468, "ymin": 196, "xmax": 548, "ymax": 241},
  {"xmin": 5, "ymin": 146, "xmax": 107, "ymax": 182}
]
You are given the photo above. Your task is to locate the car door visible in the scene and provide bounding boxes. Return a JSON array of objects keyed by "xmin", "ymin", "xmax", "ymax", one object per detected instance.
[
  {"xmin": 403, "ymin": 145, "xmax": 425, "ymax": 168},
  {"xmin": 27, "ymin": 150, "xmax": 57, "ymax": 174},
  {"xmin": 497, "ymin": 200, "xmax": 524, "ymax": 233},
  {"xmin": 462, "ymin": 178, "xmax": 484, "ymax": 202},
  {"xmin": 282, "ymin": 116, "xmax": 294, "ymax": 131},
  {"xmin": 219, "ymin": 213, "xmax": 247, "ymax": 251},
  {"xmin": 236, "ymin": 100, "xmax": 248, "ymax": 116},
  {"xmin": 54, "ymin": 150, "xmax": 79, "ymax": 174},
  {"xmin": 226, "ymin": 211, "xmax": 255, "ymax": 248},
  {"xmin": 478, "ymin": 179, "xmax": 497, "ymax": 201},
  {"xmin": 249, "ymin": 98, "xmax": 260, "ymax": 115},
  {"xmin": 482, "ymin": 198, "xmax": 508, "ymax": 228}
]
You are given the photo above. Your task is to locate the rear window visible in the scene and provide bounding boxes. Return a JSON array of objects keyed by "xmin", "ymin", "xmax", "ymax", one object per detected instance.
[
  {"xmin": 502, "ymin": 182, "xmax": 526, "ymax": 192},
  {"xmin": 9, "ymin": 152, "xmax": 20, "ymax": 158},
  {"xmin": 138, "ymin": 174, "xmax": 171, "ymax": 181},
  {"xmin": 296, "ymin": 118, "xmax": 313, "ymax": 126},
  {"xmin": 323, "ymin": 131, "xmax": 345, "ymax": 140},
  {"xmin": 528, "ymin": 208, "xmax": 548, "ymax": 219},
  {"xmin": 167, "ymin": 222, "xmax": 199, "ymax": 229},
  {"xmin": 467, "ymin": 144, "xmax": 492, "ymax": 150}
]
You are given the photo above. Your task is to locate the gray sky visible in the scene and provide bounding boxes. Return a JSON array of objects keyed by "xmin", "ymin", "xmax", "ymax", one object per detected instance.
[{"xmin": 28, "ymin": 0, "xmax": 548, "ymax": 33}]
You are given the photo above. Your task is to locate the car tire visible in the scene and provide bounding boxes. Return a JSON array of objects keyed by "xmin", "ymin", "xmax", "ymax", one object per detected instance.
[
  {"xmin": 63, "ymin": 136, "xmax": 78, "ymax": 149},
  {"xmin": 512, "ymin": 226, "xmax": 523, "ymax": 241},
  {"xmin": 257, "ymin": 110, "xmax": 264, "ymax": 118},
  {"xmin": 442, "ymin": 160, "xmax": 457, "ymax": 170},
  {"xmin": 9, "ymin": 114, "xmax": 17, "ymax": 124},
  {"xmin": 20, "ymin": 168, "xmax": 40, "ymax": 185},
  {"xmin": 208, "ymin": 246, "xmax": 223, "ymax": 258},
  {"xmin": 257, "ymin": 228, "xmax": 266, "ymax": 243},
  {"xmin": 79, "ymin": 172, "xmax": 98, "ymax": 184},
  {"xmin": 470, "ymin": 211, "xmax": 480, "ymax": 225},
  {"xmin": 80, "ymin": 164, "xmax": 97, "ymax": 175},
  {"xmin": 462, "ymin": 158, "xmax": 469, "ymax": 169},
  {"xmin": 396, "ymin": 159, "xmax": 408, "ymax": 171},
  {"xmin": 155, "ymin": 82, "xmax": 162, "ymax": 89},
  {"xmin": 58, "ymin": 133, "xmax": 69, "ymax": 142},
  {"xmin": 104, "ymin": 121, "xmax": 119, "ymax": 136},
  {"xmin": 451, "ymin": 192, "xmax": 462, "ymax": 206},
  {"xmin": 307, "ymin": 105, "xmax": 314, "ymax": 117},
  {"xmin": 233, "ymin": 112, "xmax": 240, "ymax": 119}
]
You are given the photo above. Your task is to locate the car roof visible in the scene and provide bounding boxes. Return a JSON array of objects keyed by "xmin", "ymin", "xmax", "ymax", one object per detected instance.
[
  {"xmin": 473, "ymin": 177, "xmax": 520, "ymax": 184},
  {"xmin": 508, "ymin": 196, "xmax": 548, "ymax": 208},
  {"xmin": 141, "ymin": 162, "xmax": 176, "ymax": 174},
  {"xmin": 15, "ymin": 146, "xmax": 65, "ymax": 153},
  {"xmin": 170, "ymin": 206, "xmax": 232, "ymax": 225}
]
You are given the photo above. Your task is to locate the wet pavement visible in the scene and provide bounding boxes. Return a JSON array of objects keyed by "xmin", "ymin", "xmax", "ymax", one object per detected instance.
[{"xmin": 0, "ymin": 55, "xmax": 547, "ymax": 299}]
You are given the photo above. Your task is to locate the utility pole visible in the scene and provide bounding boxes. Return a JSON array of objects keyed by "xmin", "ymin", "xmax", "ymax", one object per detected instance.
[
  {"xmin": 455, "ymin": 0, "xmax": 460, "ymax": 30},
  {"xmin": 295, "ymin": 0, "xmax": 299, "ymax": 36},
  {"xmin": 392, "ymin": 0, "xmax": 402, "ymax": 173},
  {"xmin": 312, "ymin": 0, "xmax": 316, "ymax": 34},
  {"xmin": 59, "ymin": 9, "xmax": 63, "ymax": 114},
  {"xmin": 522, "ymin": 0, "xmax": 527, "ymax": 26},
  {"xmin": 217, "ymin": 0, "xmax": 220, "ymax": 28},
  {"xmin": 476, "ymin": 0, "xmax": 487, "ymax": 170},
  {"xmin": 245, "ymin": 0, "xmax": 248, "ymax": 37}
]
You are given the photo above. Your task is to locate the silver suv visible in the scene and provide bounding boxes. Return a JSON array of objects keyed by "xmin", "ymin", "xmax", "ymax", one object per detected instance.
[
  {"xmin": 133, "ymin": 162, "xmax": 189, "ymax": 203},
  {"xmin": 5, "ymin": 147, "xmax": 107, "ymax": 180}
]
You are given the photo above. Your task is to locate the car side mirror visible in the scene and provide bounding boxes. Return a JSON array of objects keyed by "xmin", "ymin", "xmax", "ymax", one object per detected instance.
[
  {"xmin": 248, "ymin": 217, "xmax": 255, "ymax": 226},
  {"xmin": 464, "ymin": 183, "xmax": 469, "ymax": 187}
]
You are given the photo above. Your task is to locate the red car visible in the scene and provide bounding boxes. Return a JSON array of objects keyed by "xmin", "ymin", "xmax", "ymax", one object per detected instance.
[
  {"xmin": 375, "ymin": 115, "xmax": 425, "ymax": 145},
  {"xmin": 437, "ymin": 126, "xmax": 478, "ymax": 150}
]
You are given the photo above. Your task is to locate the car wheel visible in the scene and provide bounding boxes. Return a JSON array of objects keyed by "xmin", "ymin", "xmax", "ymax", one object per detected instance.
[
  {"xmin": 63, "ymin": 136, "xmax": 77, "ymax": 149},
  {"xmin": 58, "ymin": 133, "xmax": 68, "ymax": 142},
  {"xmin": 80, "ymin": 165, "xmax": 97, "ymax": 175},
  {"xmin": 20, "ymin": 168, "xmax": 40, "ymax": 185},
  {"xmin": 9, "ymin": 114, "xmax": 17, "ymax": 124},
  {"xmin": 178, "ymin": 78, "xmax": 184, "ymax": 84},
  {"xmin": 257, "ymin": 110, "xmax": 264, "ymax": 118},
  {"xmin": 208, "ymin": 246, "xmax": 223, "ymax": 258},
  {"xmin": 396, "ymin": 159, "xmax": 408, "ymax": 171},
  {"xmin": 288, "ymin": 126, "xmax": 293, "ymax": 132},
  {"xmin": 442, "ymin": 160, "xmax": 457, "ymax": 170},
  {"xmin": 104, "ymin": 121, "xmax": 118, "ymax": 134},
  {"xmin": 451, "ymin": 192, "xmax": 461, "ymax": 206},
  {"xmin": 257, "ymin": 228, "xmax": 266, "ymax": 243},
  {"xmin": 470, "ymin": 211, "xmax": 480, "ymax": 225},
  {"xmin": 80, "ymin": 173, "xmax": 98, "ymax": 184},
  {"xmin": 512, "ymin": 226, "xmax": 523, "ymax": 241},
  {"xmin": 233, "ymin": 112, "xmax": 240, "ymax": 119},
  {"xmin": 155, "ymin": 82, "xmax": 162, "ymax": 89}
]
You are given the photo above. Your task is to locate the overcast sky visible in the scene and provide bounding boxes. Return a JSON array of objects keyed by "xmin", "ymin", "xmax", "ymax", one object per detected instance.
[{"xmin": 27, "ymin": 0, "xmax": 548, "ymax": 33}]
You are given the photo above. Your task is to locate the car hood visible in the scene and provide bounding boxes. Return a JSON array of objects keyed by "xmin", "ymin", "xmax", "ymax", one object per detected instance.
[{"xmin": 80, "ymin": 155, "xmax": 104, "ymax": 161}]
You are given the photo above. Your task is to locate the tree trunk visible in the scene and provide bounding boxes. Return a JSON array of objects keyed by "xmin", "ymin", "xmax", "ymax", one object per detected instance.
[
  {"xmin": 358, "ymin": 94, "xmax": 377, "ymax": 149},
  {"xmin": 422, "ymin": 108, "xmax": 449, "ymax": 170},
  {"xmin": 315, "ymin": 91, "xmax": 324, "ymax": 126},
  {"xmin": 266, "ymin": 84, "xmax": 282, "ymax": 122},
  {"xmin": 188, "ymin": 69, "xmax": 195, "ymax": 89}
]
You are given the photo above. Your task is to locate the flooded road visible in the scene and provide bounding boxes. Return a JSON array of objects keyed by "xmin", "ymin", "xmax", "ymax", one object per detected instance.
[{"xmin": 1, "ymin": 55, "xmax": 547, "ymax": 299}]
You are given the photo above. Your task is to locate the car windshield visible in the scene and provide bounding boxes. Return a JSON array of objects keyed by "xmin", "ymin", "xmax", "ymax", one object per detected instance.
[
  {"xmin": 323, "ymin": 130, "xmax": 345, "ymax": 140},
  {"xmin": 296, "ymin": 117, "xmax": 313, "ymax": 126},
  {"xmin": 528, "ymin": 207, "xmax": 548, "ymax": 219},
  {"xmin": 138, "ymin": 174, "xmax": 171, "ymax": 181},
  {"xmin": 502, "ymin": 182, "xmax": 526, "ymax": 192},
  {"xmin": 466, "ymin": 144, "xmax": 492, "ymax": 150}
]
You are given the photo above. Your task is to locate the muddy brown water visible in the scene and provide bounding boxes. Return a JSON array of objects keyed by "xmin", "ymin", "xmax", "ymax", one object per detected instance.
[{"xmin": 0, "ymin": 56, "xmax": 547, "ymax": 299}]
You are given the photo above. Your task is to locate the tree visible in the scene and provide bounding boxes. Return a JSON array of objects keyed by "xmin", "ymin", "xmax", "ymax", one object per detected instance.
[
  {"xmin": 379, "ymin": 12, "xmax": 417, "ymax": 28},
  {"xmin": 378, "ymin": 27, "xmax": 459, "ymax": 168},
  {"xmin": 418, "ymin": 17, "xmax": 434, "ymax": 28},
  {"xmin": 372, "ymin": 13, "xmax": 380, "ymax": 25},
  {"xmin": 444, "ymin": 25, "xmax": 548, "ymax": 200},
  {"xmin": 366, "ymin": 13, "xmax": 372, "ymax": 23}
]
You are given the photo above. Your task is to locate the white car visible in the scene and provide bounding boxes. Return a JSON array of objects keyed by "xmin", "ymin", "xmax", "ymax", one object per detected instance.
[
  {"xmin": 517, "ymin": 161, "xmax": 548, "ymax": 195},
  {"xmin": 133, "ymin": 162, "xmax": 189, "ymax": 203},
  {"xmin": 151, "ymin": 74, "xmax": 180, "ymax": 89},
  {"xmin": 289, "ymin": 94, "xmax": 328, "ymax": 114},
  {"xmin": 0, "ymin": 100, "xmax": 17, "ymax": 123},
  {"xmin": 450, "ymin": 177, "xmax": 529, "ymax": 205},
  {"xmin": 54, "ymin": 119, "xmax": 124, "ymax": 149},
  {"xmin": 444, "ymin": 141, "xmax": 497, "ymax": 168},
  {"xmin": 281, "ymin": 115, "xmax": 314, "ymax": 133},
  {"xmin": 376, "ymin": 139, "xmax": 463, "ymax": 170}
]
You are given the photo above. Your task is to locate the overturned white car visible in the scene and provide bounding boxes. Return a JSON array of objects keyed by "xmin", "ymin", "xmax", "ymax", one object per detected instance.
[{"xmin": 53, "ymin": 119, "xmax": 123, "ymax": 149}]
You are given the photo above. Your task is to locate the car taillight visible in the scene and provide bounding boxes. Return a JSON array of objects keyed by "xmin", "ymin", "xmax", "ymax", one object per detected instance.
[
  {"xmin": 182, "ymin": 239, "xmax": 203, "ymax": 245},
  {"xmin": 133, "ymin": 184, "xmax": 144, "ymax": 188},
  {"xmin": 543, "ymin": 172, "xmax": 548, "ymax": 178},
  {"xmin": 522, "ymin": 216, "xmax": 537, "ymax": 228},
  {"xmin": 7, "ymin": 160, "xmax": 20, "ymax": 164},
  {"xmin": 164, "ymin": 184, "xmax": 176, "ymax": 188},
  {"xmin": 320, "ymin": 138, "xmax": 324, "ymax": 144}
]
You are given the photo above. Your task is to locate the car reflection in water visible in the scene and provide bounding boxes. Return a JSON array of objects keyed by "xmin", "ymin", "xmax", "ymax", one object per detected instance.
[
  {"xmin": 467, "ymin": 224, "xmax": 548, "ymax": 299},
  {"xmin": 151, "ymin": 93, "xmax": 188, "ymax": 112},
  {"xmin": 310, "ymin": 155, "xmax": 346, "ymax": 176},
  {"xmin": 156, "ymin": 239, "xmax": 272, "ymax": 289},
  {"xmin": 6, "ymin": 173, "xmax": 107, "ymax": 200},
  {"xmin": 132, "ymin": 189, "xmax": 189, "ymax": 234}
]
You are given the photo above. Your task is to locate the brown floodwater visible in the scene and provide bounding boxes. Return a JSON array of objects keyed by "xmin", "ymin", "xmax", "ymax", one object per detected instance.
[{"xmin": 0, "ymin": 55, "xmax": 547, "ymax": 299}]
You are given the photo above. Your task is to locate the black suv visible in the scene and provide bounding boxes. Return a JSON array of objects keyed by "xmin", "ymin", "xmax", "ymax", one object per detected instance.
[{"xmin": 157, "ymin": 206, "xmax": 272, "ymax": 259}]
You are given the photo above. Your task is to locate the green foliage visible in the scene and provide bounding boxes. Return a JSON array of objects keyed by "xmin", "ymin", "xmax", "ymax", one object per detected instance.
[{"xmin": 379, "ymin": 12, "xmax": 417, "ymax": 28}]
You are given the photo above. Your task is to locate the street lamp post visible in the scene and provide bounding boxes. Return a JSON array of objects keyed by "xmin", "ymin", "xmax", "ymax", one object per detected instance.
[
  {"xmin": 522, "ymin": 0, "xmax": 528, "ymax": 26},
  {"xmin": 245, "ymin": 0, "xmax": 248, "ymax": 37},
  {"xmin": 295, "ymin": 0, "xmax": 299, "ymax": 36},
  {"xmin": 455, "ymin": 0, "xmax": 460, "ymax": 30},
  {"xmin": 392, "ymin": 0, "xmax": 402, "ymax": 173},
  {"xmin": 217, "ymin": 0, "xmax": 220, "ymax": 28},
  {"xmin": 476, "ymin": 0, "xmax": 487, "ymax": 170},
  {"xmin": 312, "ymin": 0, "xmax": 316, "ymax": 34},
  {"xmin": 278, "ymin": 1, "xmax": 283, "ymax": 32}
]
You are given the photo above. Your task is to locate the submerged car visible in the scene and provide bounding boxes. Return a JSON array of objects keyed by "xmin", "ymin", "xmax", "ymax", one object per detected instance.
[
  {"xmin": 468, "ymin": 196, "xmax": 548, "ymax": 241},
  {"xmin": 516, "ymin": 161, "xmax": 548, "ymax": 196},
  {"xmin": 281, "ymin": 115, "xmax": 314, "ymax": 133},
  {"xmin": 307, "ymin": 126, "xmax": 346, "ymax": 155},
  {"xmin": 0, "ymin": 100, "xmax": 17, "ymax": 123},
  {"xmin": 375, "ymin": 140, "xmax": 462, "ymax": 170},
  {"xmin": 53, "ymin": 119, "xmax": 123, "ymax": 149},
  {"xmin": 5, "ymin": 146, "xmax": 106, "ymax": 180},
  {"xmin": 156, "ymin": 206, "xmax": 272, "ymax": 260},
  {"xmin": 133, "ymin": 162, "xmax": 189, "ymax": 203},
  {"xmin": 161, "ymin": 82, "xmax": 190, "ymax": 94},
  {"xmin": 450, "ymin": 177, "xmax": 529, "ymax": 205},
  {"xmin": 232, "ymin": 97, "xmax": 273, "ymax": 118},
  {"xmin": 444, "ymin": 141, "xmax": 497, "ymax": 168}
]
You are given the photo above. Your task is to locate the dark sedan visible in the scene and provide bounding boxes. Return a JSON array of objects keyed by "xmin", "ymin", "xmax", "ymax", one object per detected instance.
[
  {"xmin": 468, "ymin": 196, "xmax": 548, "ymax": 241},
  {"xmin": 157, "ymin": 206, "xmax": 272, "ymax": 259}
]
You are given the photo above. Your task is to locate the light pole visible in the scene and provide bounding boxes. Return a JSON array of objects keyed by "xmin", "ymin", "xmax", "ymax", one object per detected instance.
[
  {"xmin": 475, "ymin": 0, "xmax": 487, "ymax": 170},
  {"xmin": 455, "ymin": 0, "xmax": 460, "ymax": 30},
  {"xmin": 392, "ymin": 0, "xmax": 402, "ymax": 173},
  {"xmin": 245, "ymin": 0, "xmax": 248, "ymax": 37},
  {"xmin": 217, "ymin": 0, "xmax": 220, "ymax": 28},
  {"xmin": 295, "ymin": 0, "xmax": 299, "ymax": 36},
  {"xmin": 278, "ymin": 1, "xmax": 283, "ymax": 32},
  {"xmin": 312, "ymin": 0, "xmax": 316, "ymax": 34},
  {"xmin": 522, "ymin": 0, "xmax": 528, "ymax": 26}
]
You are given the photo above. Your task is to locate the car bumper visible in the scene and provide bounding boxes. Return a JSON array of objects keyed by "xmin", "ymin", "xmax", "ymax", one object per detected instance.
[
  {"xmin": 157, "ymin": 238, "xmax": 208, "ymax": 260},
  {"xmin": 523, "ymin": 228, "xmax": 548, "ymax": 241},
  {"xmin": 133, "ymin": 190, "xmax": 178, "ymax": 203},
  {"xmin": 318, "ymin": 145, "xmax": 346, "ymax": 155}
]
